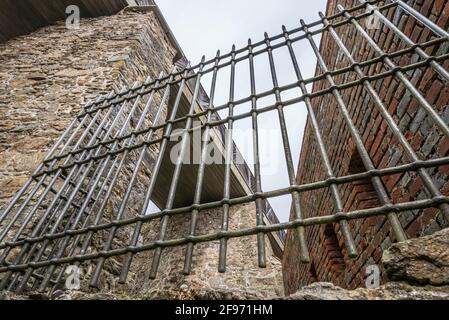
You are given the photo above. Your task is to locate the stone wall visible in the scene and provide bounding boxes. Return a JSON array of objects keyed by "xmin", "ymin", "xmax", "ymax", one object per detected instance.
[
  {"xmin": 0, "ymin": 8, "xmax": 283, "ymax": 298},
  {"xmin": 0, "ymin": 7, "xmax": 178, "ymax": 293},
  {"xmin": 283, "ymin": 0, "xmax": 449, "ymax": 294},
  {"xmin": 128, "ymin": 203, "xmax": 283, "ymax": 299},
  {"xmin": 0, "ymin": 8, "xmax": 177, "ymax": 209}
]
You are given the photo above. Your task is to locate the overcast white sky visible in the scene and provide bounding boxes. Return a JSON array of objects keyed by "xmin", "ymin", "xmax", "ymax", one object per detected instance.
[{"xmin": 156, "ymin": 0, "xmax": 328, "ymax": 222}]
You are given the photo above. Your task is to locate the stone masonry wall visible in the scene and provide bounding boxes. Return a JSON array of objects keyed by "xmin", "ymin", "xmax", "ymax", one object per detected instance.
[
  {"xmin": 0, "ymin": 8, "xmax": 283, "ymax": 298},
  {"xmin": 283, "ymin": 0, "xmax": 449, "ymax": 294},
  {"xmin": 0, "ymin": 9, "xmax": 176, "ymax": 209},
  {"xmin": 129, "ymin": 203, "xmax": 283, "ymax": 299}
]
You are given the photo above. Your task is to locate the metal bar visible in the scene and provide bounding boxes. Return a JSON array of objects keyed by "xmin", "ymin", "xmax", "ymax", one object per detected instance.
[
  {"xmin": 1, "ymin": 195, "xmax": 447, "ymax": 274},
  {"xmin": 218, "ymin": 45, "xmax": 237, "ymax": 272},
  {"xmin": 148, "ymin": 57, "xmax": 206, "ymax": 280},
  {"xmin": 392, "ymin": 0, "xmax": 449, "ymax": 38},
  {"xmin": 320, "ymin": 11, "xmax": 449, "ymax": 227},
  {"xmin": 0, "ymin": 90, "xmax": 118, "ymax": 259},
  {"xmin": 42, "ymin": 77, "xmax": 147, "ymax": 289},
  {"xmin": 182, "ymin": 51, "xmax": 221, "ymax": 275},
  {"xmin": 281, "ymin": 25, "xmax": 357, "ymax": 257},
  {"xmin": 21, "ymin": 67, "xmax": 184, "ymax": 288},
  {"xmin": 3, "ymin": 154, "xmax": 447, "ymax": 256},
  {"xmin": 359, "ymin": 0, "xmax": 449, "ymax": 82},
  {"xmin": 337, "ymin": 4, "xmax": 449, "ymax": 140},
  {"xmin": 0, "ymin": 86, "xmax": 132, "ymax": 290},
  {"xmin": 69, "ymin": 1, "xmax": 394, "ymax": 119},
  {"xmin": 248, "ymin": 38, "xmax": 267, "ymax": 268},
  {"xmin": 36, "ymin": 73, "xmax": 163, "ymax": 291},
  {"xmin": 109, "ymin": 71, "xmax": 174, "ymax": 284},
  {"xmin": 264, "ymin": 32, "xmax": 310, "ymax": 263},
  {"xmin": 0, "ymin": 91, "xmax": 115, "ymax": 238},
  {"xmin": 300, "ymin": 18, "xmax": 407, "ymax": 242},
  {"xmin": 86, "ymin": 69, "xmax": 175, "ymax": 287},
  {"xmin": 18, "ymin": 79, "xmax": 161, "ymax": 291},
  {"xmin": 89, "ymin": 67, "xmax": 190, "ymax": 287},
  {"xmin": 0, "ymin": 113, "xmax": 83, "ymax": 225},
  {"xmin": 27, "ymin": 39, "xmax": 449, "ymax": 175},
  {"xmin": 1, "ymin": 0, "xmax": 448, "ymax": 293}
]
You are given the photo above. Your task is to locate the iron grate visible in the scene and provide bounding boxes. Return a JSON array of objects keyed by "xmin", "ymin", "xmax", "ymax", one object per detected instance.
[{"xmin": 0, "ymin": 0, "xmax": 448, "ymax": 294}]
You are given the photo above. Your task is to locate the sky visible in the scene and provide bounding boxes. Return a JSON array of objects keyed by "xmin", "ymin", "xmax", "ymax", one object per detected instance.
[{"xmin": 155, "ymin": 0, "xmax": 328, "ymax": 222}]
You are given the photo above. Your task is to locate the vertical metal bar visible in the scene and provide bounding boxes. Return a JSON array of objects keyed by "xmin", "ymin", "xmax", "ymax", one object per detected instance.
[
  {"xmin": 148, "ymin": 57, "xmax": 206, "ymax": 279},
  {"xmin": 320, "ymin": 11, "xmax": 449, "ymax": 225},
  {"xmin": 218, "ymin": 45, "xmax": 237, "ymax": 272},
  {"xmin": 36, "ymin": 74, "xmax": 164, "ymax": 291},
  {"xmin": 248, "ymin": 38, "xmax": 267, "ymax": 268},
  {"xmin": 0, "ymin": 91, "xmax": 115, "ymax": 239},
  {"xmin": 337, "ymin": 4, "xmax": 449, "ymax": 140},
  {"xmin": 264, "ymin": 32, "xmax": 310, "ymax": 263},
  {"xmin": 11, "ymin": 86, "xmax": 132, "ymax": 256},
  {"xmin": 12, "ymin": 82, "xmax": 145, "ymax": 292},
  {"xmin": 89, "ymin": 66, "xmax": 190, "ymax": 287},
  {"xmin": 183, "ymin": 51, "xmax": 221, "ymax": 275},
  {"xmin": 358, "ymin": 0, "xmax": 449, "ymax": 82},
  {"xmin": 0, "ymin": 111, "xmax": 85, "ymax": 225},
  {"xmin": 392, "ymin": 0, "xmax": 449, "ymax": 38},
  {"xmin": 64, "ymin": 70, "xmax": 170, "ymax": 288},
  {"xmin": 0, "ymin": 90, "xmax": 117, "ymax": 262},
  {"xmin": 300, "ymin": 18, "xmax": 407, "ymax": 242},
  {"xmin": 0, "ymin": 87, "xmax": 131, "ymax": 291},
  {"xmin": 281, "ymin": 26, "xmax": 357, "ymax": 257},
  {"xmin": 112, "ymin": 71, "xmax": 175, "ymax": 284}
]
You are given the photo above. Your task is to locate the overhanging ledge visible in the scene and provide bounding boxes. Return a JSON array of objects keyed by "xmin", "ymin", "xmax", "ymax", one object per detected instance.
[{"xmin": 122, "ymin": 5, "xmax": 185, "ymax": 62}]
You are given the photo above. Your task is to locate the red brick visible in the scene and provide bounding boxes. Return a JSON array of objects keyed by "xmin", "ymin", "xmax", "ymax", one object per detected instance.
[
  {"xmin": 439, "ymin": 164, "xmax": 449, "ymax": 177},
  {"xmin": 438, "ymin": 138, "xmax": 449, "ymax": 157},
  {"xmin": 411, "ymin": 132, "xmax": 424, "ymax": 151},
  {"xmin": 426, "ymin": 80, "xmax": 443, "ymax": 105},
  {"xmin": 434, "ymin": 0, "xmax": 446, "ymax": 15},
  {"xmin": 437, "ymin": 1, "xmax": 449, "ymax": 28},
  {"xmin": 406, "ymin": 218, "xmax": 423, "ymax": 238}
]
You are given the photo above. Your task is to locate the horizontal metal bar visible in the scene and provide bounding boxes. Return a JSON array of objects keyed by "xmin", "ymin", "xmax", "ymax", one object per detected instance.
[
  {"xmin": 32, "ymin": 50, "xmax": 449, "ymax": 178},
  {"xmin": 392, "ymin": 0, "xmax": 449, "ymax": 38},
  {"xmin": 1, "ymin": 196, "xmax": 447, "ymax": 274},
  {"xmin": 2, "ymin": 156, "xmax": 448, "ymax": 252},
  {"xmin": 72, "ymin": 1, "xmax": 397, "ymax": 119},
  {"xmin": 37, "ymin": 35, "xmax": 447, "ymax": 170}
]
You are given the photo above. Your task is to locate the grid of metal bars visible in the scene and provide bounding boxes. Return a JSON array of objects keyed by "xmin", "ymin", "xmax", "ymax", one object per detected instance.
[{"xmin": 0, "ymin": 0, "xmax": 448, "ymax": 294}]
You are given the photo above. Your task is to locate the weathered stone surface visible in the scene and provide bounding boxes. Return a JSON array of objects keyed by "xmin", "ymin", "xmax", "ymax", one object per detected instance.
[
  {"xmin": 284, "ymin": 282, "xmax": 449, "ymax": 300},
  {"xmin": 383, "ymin": 228, "xmax": 449, "ymax": 286},
  {"xmin": 0, "ymin": 290, "xmax": 130, "ymax": 300},
  {"xmin": 110, "ymin": 203, "xmax": 284, "ymax": 299},
  {"xmin": 0, "ymin": 9, "xmax": 178, "ymax": 209},
  {"xmin": 285, "ymin": 228, "xmax": 449, "ymax": 300}
]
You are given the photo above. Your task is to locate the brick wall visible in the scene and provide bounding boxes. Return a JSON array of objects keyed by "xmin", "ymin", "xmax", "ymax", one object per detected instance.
[{"xmin": 283, "ymin": 0, "xmax": 449, "ymax": 294}]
